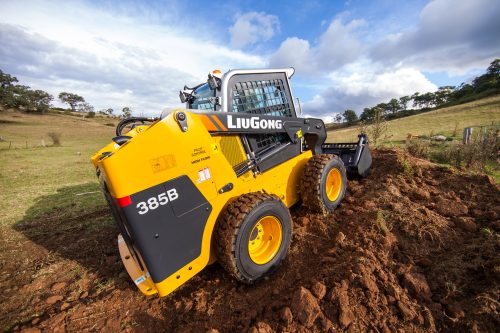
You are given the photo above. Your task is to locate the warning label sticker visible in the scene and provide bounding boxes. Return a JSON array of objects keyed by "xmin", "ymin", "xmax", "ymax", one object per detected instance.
[{"xmin": 197, "ymin": 167, "xmax": 211, "ymax": 183}]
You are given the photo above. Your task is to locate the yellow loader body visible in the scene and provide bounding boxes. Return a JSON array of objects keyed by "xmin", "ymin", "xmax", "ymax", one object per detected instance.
[{"xmin": 92, "ymin": 110, "xmax": 311, "ymax": 297}]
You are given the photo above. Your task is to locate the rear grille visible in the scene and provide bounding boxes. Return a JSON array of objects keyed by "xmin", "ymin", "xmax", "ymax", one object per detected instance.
[{"xmin": 219, "ymin": 136, "xmax": 247, "ymax": 168}]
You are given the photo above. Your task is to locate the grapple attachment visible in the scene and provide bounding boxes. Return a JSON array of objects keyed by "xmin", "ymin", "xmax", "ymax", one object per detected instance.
[{"xmin": 321, "ymin": 134, "xmax": 372, "ymax": 177}]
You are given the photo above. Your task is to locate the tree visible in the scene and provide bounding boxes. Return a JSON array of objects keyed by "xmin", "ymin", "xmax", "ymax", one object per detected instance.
[
  {"xmin": 0, "ymin": 70, "xmax": 18, "ymax": 89},
  {"xmin": 360, "ymin": 107, "xmax": 375, "ymax": 121},
  {"xmin": 122, "ymin": 107, "xmax": 132, "ymax": 118},
  {"xmin": 77, "ymin": 102, "xmax": 94, "ymax": 113},
  {"xmin": 27, "ymin": 90, "xmax": 53, "ymax": 113},
  {"xmin": 375, "ymin": 102, "xmax": 388, "ymax": 115},
  {"xmin": 106, "ymin": 108, "xmax": 114, "ymax": 116},
  {"xmin": 58, "ymin": 92, "xmax": 85, "ymax": 112},
  {"xmin": 387, "ymin": 99, "xmax": 400, "ymax": 114},
  {"xmin": 342, "ymin": 109, "xmax": 358, "ymax": 124},
  {"xmin": 0, "ymin": 70, "xmax": 19, "ymax": 108},
  {"xmin": 399, "ymin": 96, "xmax": 411, "ymax": 110},
  {"xmin": 486, "ymin": 58, "xmax": 500, "ymax": 75},
  {"xmin": 334, "ymin": 113, "xmax": 343, "ymax": 123},
  {"xmin": 434, "ymin": 86, "xmax": 454, "ymax": 105}
]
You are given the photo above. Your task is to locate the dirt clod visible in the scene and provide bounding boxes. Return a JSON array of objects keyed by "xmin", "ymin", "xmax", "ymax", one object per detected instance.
[
  {"xmin": 454, "ymin": 217, "xmax": 478, "ymax": 232},
  {"xmin": 249, "ymin": 321, "xmax": 274, "ymax": 333},
  {"xmin": 332, "ymin": 280, "xmax": 355, "ymax": 328},
  {"xmin": 335, "ymin": 232, "xmax": 346, "ymax": 244},
  {"xmin": 291, "ymin": 287, "xmax": 322, "ymax": 328},
  {"xmin": 402, "ymin": 271, "xmax": 432, "ymax": 302},
  {"xmin": 46, "ymin": 295, "xmax": 63, "ymax": 305},
  {"xmin": 51, "ymin": 282, "xmax": 67, "ymax": 292},
  {"xmin": 435, "ymin": 198, "xmax": 468, "ymax": 217},
  {"xmin": 280, "ymin": 307, "xmax": 293, "ymax": 325},
  {"xmin": 312, "ymin": 281, "xmax": 327, "ymax": 300}
]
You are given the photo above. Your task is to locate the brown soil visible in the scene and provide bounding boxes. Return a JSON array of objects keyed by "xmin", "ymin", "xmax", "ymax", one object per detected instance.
[{"xmin": 1, "ymin": 149, "xmax": 499, "ymax": 332}]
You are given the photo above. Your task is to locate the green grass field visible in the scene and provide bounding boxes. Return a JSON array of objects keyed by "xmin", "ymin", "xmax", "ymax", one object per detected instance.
[
  {"xmin": 0, "ymin": 112, "xmax": 118, "ymax": 227},
  {"xmin": 327, "ymin": 94, "xmax": 500, "ymax": 143}
]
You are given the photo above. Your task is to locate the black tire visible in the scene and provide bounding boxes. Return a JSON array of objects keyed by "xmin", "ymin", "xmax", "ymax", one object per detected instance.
[
  {"xmin": 300, "ymin": 154, "xmax": 347, "ymax": 214},
  {"xmin": 215, "ymin": 192, "xmax": 292, "ymax": 283}
]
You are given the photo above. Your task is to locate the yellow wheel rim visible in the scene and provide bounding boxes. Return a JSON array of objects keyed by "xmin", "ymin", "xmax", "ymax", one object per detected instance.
[
  {"xmin": 248, "ymin": 216, "xmax": 282, "ymax": 265},
  {"xmin": 325, "ymin": 168, "xmax": 342, "ymax": 202}
]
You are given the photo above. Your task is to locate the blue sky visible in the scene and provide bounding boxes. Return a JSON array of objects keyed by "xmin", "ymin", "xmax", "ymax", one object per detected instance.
[{"xmin": 1, "ymin": 0, "xmax": 499, "ymax": 120}]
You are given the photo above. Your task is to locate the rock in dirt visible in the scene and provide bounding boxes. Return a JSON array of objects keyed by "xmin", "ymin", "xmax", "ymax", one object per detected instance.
[
  {"xmin": 298, "ymin": 216, "xmax": 310, "ymax": 226},
  {"xmin": 361, "ymin": 275, "xmax": 379, "ymax": 294},
  {"xmin": 46, "ymin": 295, "xmax": 63, "ymax": 305},
  {"xmin": 410, "ymin": 188, "xmax": 430, "ymax": 201},
  {"xmin": 335, "ymin": 232, "xmax": 346, "ymax": 245},
  {"xmin": 397, "ymin": 300, "xmax": 416, "ymax": 321},
  {"xmin": 445, "ymin": 303, "xmax": 465, "ymax": 319},
  {"xmin": 435, "ymin": 198, "xmax": 468, "ymax": 217},
  {"xmin": 454, "ymin": 217, "xmax": 478, "ymax": 232},
  {"xmin": 248, "ymin": 321, "xmax": 274, "ymax": 333},
  {"xmin": 422, "ymin": 307, "xmax": 436, "ymax": 331},
  {"xmin": 291, "ymin": 287, "xmax": 322, "ymax": 328},
  {"xmin": 206, "ymin": 329, "xmax": 219, "ymax": 333},
  {"xmin": 312, "ymin": 281, "xmax": 327, "ymax": 300},
  {"xmin": 330, "ymin": 280, "xmax": 354, "ymax": 328},
  {"xmin": 51, "ymin": 282, "xmax": 67, "ymax": 292},
  {"xmin": 20, "ymin": 328, "xmax": 41, "ymax": 333},
  {"xmin": 61, "ymin": 302, "xmax": 71, "ymax": 311},
  {"xmin": 402, "ymin": 271, "xmax": 432, "ymax": 302},
  {"xmin": 280, "ymin": 307, "xmax": 293, "ymax": 325},
  {"xmin": 431, "ymin": 135, "xmax": 447, "ymax": 142},
  {"xmin": 78, "ymin": 278, "xmax": 91, "ymax": 290}
]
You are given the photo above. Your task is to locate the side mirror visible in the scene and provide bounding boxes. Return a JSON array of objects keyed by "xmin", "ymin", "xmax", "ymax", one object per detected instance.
[
  {"xmin": 207, "ymin": 74, "xmax": 221, "ymax": 90},
  {"xmin": 179, "ymin": 91, "xmax": 187, "ymax": 103}
]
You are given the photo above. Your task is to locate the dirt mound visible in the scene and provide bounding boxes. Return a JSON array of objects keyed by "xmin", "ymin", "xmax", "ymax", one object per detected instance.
[{"xmin": 1, "ymin": 149, "xmax": 499, "ymax": 332}]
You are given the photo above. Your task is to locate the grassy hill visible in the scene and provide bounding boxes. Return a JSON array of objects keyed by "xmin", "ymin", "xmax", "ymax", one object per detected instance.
[
  {"xmin": 327, "ymin": 94, "xmax": 500, "ymax": 143},
  {"xmin": 0, "ymin": 112, "xmax": 118, "ymax": 226}
]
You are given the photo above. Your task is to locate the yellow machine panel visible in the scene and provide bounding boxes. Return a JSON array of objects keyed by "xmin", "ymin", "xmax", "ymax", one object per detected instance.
[{"xmin": 93, "ymin": 110, "xmax": 311, "ymax": 297}]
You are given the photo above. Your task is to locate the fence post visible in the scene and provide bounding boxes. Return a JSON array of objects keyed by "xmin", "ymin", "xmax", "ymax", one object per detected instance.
[{"xmin": 463, "ymin": 127, "xmax": 473, "ymax": 144}]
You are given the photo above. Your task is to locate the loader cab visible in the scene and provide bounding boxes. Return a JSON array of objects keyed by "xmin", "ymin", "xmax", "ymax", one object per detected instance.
[
  {"xmin": 182, "ymin": 68, "xmax": 301, "ymax": 173},
  {"xmin": 187, "ymin": 83, "xmax": 215, "ymax": 111}
]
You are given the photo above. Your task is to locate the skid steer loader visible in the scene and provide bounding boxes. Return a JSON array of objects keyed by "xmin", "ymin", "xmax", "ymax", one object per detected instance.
[{"xmin": 91, "ymin": 68, "xmax": 372, "ymax": 297}]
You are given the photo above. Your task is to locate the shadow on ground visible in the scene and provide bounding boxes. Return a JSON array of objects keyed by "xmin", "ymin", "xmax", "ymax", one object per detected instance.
[{"xmin": 13, "ymin": 182, "xmax": 124, "ymax": 283}]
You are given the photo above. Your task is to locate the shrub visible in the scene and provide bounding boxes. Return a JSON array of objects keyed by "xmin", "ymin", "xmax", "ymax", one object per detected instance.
[
  {"xmin": 405, "ymin": 140, "xmax": 430, "ymax": 159},
  {"xmin": 367, "ymin": 108, "xmax": 390, "ymax": 146},
  {"xmin": 452, "ymin": 122, "xmax": 459, "ymax": 137},
  {"xmin": 87, "ymin": 111, "xmax": 96, "ymax": 118},
  {"xmin": 401, "ymin": 158, "xmax": 414, "ymax": 178},
  {"xmin": 432, "ymin": 126, "xmax": 499, "ymax": 170},
  {"xmin": 47, "ymin": 132, "xmax": 62, "ymax": 146}
]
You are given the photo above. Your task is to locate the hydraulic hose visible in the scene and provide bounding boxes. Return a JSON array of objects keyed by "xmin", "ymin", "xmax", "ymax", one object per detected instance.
[{"xmin": 115, "ymin": 117, "xmax": 158, "ymax": 136}]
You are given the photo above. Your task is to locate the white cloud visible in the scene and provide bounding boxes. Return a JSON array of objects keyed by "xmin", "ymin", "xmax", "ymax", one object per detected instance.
[
  {"xmin": 0, "ymin": 1, "xmax": 265, "ymax": 115},
  {"xmin": 371, "ymin": 0, "xmax": 500, "ymax": 74},
  {"xmin": 269, "ymin": 37, "xmax": 313, "ymax": 71},
  {"xmin": 229, "ymin": 12, "xmax": 280, "ymax": 48},
  {"xmin": 270, "ymin": 17, "xmax": 365, "ymax": 74},
  {"xmin": 302, "ymin": 63, "xmax": 437, "ymax": 118}
]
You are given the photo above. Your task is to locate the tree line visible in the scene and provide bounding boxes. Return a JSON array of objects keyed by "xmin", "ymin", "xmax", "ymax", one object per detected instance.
[
  {"xmin": 337, "ymin": 58, "xmax": 500, "ymax": 124},
  {"xmin": 0, "ymin": 70, "xmax": 133, "ymax": 117}
]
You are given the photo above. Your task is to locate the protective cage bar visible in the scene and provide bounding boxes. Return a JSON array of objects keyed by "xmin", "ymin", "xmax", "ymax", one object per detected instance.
[{"xmin": 231, "ymin": 79, "xmax": 293, "ymax": 117}]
